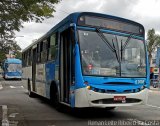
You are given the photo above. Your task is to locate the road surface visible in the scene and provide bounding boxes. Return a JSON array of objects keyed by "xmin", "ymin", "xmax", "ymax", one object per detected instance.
[{"xmin": 0, "ymin": 79, "xmax": 160, "ymax": 126}]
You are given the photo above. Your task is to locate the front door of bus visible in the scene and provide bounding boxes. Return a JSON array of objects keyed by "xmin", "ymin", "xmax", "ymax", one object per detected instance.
[{"xmin": 60, "ymin": 28, "xmax": 73, "ymax": 104}]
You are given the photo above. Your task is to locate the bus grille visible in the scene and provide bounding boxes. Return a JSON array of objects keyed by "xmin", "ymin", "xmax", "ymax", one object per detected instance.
[{"xmin": 90, "ymin": 87, "xmax": 143, "ymax": 94}]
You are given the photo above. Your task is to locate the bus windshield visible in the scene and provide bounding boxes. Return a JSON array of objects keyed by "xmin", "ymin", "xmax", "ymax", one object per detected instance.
[
  {"xmin": 78, "ymin": 30, "xmax": 146, "ymax": 77},
  {"xmin": 7, "ymin": 63, "xmax": 22, "ymax": 72}
]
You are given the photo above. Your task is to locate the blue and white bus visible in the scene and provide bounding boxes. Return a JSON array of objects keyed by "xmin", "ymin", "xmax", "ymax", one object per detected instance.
[
  {"xmin": 22, "ymin": 12, "xmax": 149, "ymax": 110},
  {"xmin": 2, "ymin": 58, "xmax": 22, "ymax": 80}
]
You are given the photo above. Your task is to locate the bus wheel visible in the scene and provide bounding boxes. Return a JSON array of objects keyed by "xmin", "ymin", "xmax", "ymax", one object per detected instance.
[
  {"xmin": 55, "ymin": 91, "xmax": 65, "ymax": 112},
  {"xmin": 28, "ymin": 80, "xmax": 35, "ymax": 97},
  {"xmin": 50, "ymin": 85, "xmax": 63, "ymax": 111}
]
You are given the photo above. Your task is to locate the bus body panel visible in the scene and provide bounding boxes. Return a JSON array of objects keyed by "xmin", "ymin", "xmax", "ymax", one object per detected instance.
[
  {"xmin": 35, "ymin": 63, "xmax": 46, "ymax": 97},
  {"xmin": 22, "ymin": 66, "xmax": 32, "ymax": 89},
  {"xmin": 75, "ymin": 44, "xmax": 85, "ymax": 89},
  {"xmin": 22, "ymin": 66, "xmax": 32, "ymax": 80},
  {"xmin": 45, "ymin": 61, "xmax": 56, "ymax": 99},
  {"xmin": 75, "ymin": 88, "xmax": 148, "ymax": 108}
]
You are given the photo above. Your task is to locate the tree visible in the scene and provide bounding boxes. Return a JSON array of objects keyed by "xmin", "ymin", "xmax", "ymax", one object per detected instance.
[
  {"xmin": 0, "ymin": 0, "xmax": 60, "ymax": 40},
  {"xmin": 0, "ymin": 40, "xmax": 22, "ymax": 62},
  {"xmin": 147, "ymin": 29, "xmax": 160, "ymax": 64},
  {"xmin": 9, "ymin": 41, "xmax": 22, "ymax": 59}
]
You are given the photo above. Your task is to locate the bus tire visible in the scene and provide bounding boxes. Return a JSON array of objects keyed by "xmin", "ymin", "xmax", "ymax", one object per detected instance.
[
  {"xmin": 50, "ymin": 83, "xmax": 63, "ymax": 111},
  {"xmin": 28, "ymin": 79, "xmax": 35, "ymax": 98}
]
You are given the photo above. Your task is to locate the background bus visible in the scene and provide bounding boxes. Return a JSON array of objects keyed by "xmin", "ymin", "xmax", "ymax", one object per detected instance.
[
  {"xmin": 2, "ymin": 58, "xmax": 22, "ymax": 80},
  {"xmin": 22, "ymin": 12, "xmax": 149, "ymax": 110}
]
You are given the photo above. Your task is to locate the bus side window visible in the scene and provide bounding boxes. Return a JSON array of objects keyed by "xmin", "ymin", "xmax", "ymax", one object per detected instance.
[
  {"xmin": 39, "ymin": 41, "xmax": 43, "ymax": 63},
  {"xmin": 47, "ymin": 37, "xmax": 50, "ymax": 61},
  {"xmin": 22, "ymin": 53, "xmax": 24, "ymax": 67},
  {"xmin": 41, "ymin": 40, "xmax": 48, "ymax": 62},
  {"xmin": 48, "ymin": 33, "xmax": 57, "ymax": 61},
  {"xmin": 23, "ymin": 53, "xmax": 26, "ymax": 67},
  {"xmin": 28, "ymin": 49, "xmax": 32, "ymax": 66},
  {"xmin": 37, "ymin": 43, "xmax": 40, "ymax": 63}
]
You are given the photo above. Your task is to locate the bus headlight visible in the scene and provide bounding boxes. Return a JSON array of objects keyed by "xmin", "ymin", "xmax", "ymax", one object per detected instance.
[{"xmin": 86, "ymin": 86, "xmax": 91, "ymax": 90}]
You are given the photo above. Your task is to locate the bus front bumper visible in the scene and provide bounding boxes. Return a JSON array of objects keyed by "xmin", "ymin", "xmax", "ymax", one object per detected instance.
[
  {"xmin": 75, "ymin": 88, "xmax": 148, "ymax": 108},
  {"xmin": 5, "ymin": 75, "xmax": 21, "ymax": 79}
]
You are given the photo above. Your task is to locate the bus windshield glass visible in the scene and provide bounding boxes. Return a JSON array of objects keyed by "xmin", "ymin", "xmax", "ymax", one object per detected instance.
[
  {"xmin": 7, "ymin": 64, "xmax": 22, "ymax": 72},
  {"xmin": 78, "ymin": 30, "xmax": 146, "ymax": 77}
]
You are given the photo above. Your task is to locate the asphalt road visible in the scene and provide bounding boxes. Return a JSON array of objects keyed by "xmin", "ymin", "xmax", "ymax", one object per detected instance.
[{"xmin": 0, "ymin": 79, "xmax": 160, "ymax": 126}]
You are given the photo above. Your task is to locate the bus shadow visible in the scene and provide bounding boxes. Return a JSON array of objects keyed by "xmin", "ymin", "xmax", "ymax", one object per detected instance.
[
  {"xmin": 39, "ymin": 96, "xmax": 133, "ymax": 119},
  {"xmin": 3, "ymin": 79, "xmax": 22, "ymax": 81},
  {"xmin": 66, "ymin": 107, "xmax": 138, "ymax": 120},
  {"xmin": 68, "ymin": 107, "xmax": 117, "ymax": 119},
  {"xmin": 24, "ymin": 92, "xmax": 137, "ymax": 119}
]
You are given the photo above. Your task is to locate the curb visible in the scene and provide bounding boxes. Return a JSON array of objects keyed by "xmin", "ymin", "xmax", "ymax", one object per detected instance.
[
  {"xmin": 149, "ymin": 88, "xmax": 159, "ymax": 91},
  {"xmin": 149, "ymin": 89, "xmax": 160, "ymax": 93}
]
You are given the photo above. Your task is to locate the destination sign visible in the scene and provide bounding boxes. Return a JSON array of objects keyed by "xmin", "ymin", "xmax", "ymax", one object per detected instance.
[{"xmin": 78, "ymin": 15, "xmax": 143, "ymax": 35}]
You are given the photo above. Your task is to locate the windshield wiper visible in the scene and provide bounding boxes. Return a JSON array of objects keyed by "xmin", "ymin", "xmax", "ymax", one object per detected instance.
[
  {"xmin": 95, "ymin": 28, "xmax": 123, "ymax": 76},
  {"xmin": 115, "ymin": 35, "xmax": 121, "ymax": 63},
  {"xmin": 111, "ymin": 39, "xmax": 121, "ymax": 63},
  {"xmin": 95, "ymin": 28, "xmax": 121, "ymax": 63},
  {"xmin": 95, "ymin": 28, "xmax": 115, "ymax": 52},
  {"xmin": 121, "ymin": 34, "xmax": 134, "ymax": 51}
]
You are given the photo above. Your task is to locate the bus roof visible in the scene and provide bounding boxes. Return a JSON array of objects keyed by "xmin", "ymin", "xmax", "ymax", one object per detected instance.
[
  {"xmin": 22, "ymin": 12, "xmax": 144, "ymax": 52},
  {"xmin": 4, "ymin": 58, "xmax": 22, "ymax": 64}
]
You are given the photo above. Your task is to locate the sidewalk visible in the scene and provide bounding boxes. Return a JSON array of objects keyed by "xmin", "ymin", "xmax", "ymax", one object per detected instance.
[
  {"xmin": 150, "ymin": 86, "xmax": 159, "ymax": 90},
  {"xmin": 149, "ymin": 86, "xmax": 160, "ymax": 93}
]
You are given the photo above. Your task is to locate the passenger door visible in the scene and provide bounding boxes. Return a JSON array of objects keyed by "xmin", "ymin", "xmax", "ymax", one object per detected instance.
[{"xmin": 59, "ymin": 28, "xmax": 74, "ymax": 104}]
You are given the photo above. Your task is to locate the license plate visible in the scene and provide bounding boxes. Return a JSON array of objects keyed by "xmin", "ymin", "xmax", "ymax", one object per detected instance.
[{"xmin": 114, "ymin": 96, "xmax": 126, "ymax": 102}]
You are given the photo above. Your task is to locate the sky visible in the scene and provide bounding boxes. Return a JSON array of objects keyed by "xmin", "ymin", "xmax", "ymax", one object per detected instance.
[{"xmin": 15, "ymin": 0, "xmax": 160, "ymax": 50}]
